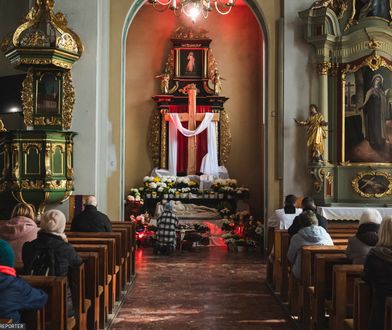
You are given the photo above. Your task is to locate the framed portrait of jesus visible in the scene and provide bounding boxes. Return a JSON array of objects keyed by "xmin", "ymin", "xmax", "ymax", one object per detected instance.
[{"xmin": 175, "ymin": 48, "xmax": 206, "ymax": 79}]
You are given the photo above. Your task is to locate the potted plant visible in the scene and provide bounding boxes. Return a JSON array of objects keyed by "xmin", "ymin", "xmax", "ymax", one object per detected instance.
[{"xmin": 235, "ymin": 239, "xmax": 247, "ymax": 252}]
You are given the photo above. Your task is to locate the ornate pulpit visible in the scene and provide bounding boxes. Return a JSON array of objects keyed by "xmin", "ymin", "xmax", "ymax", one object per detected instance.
[
  {"xmin": 0, "ymin": 0, "xmax": 82, "ymax": 215},
  {"xmin": 149, "ymin": 27, "xmax": 230, "ymax": 176}
]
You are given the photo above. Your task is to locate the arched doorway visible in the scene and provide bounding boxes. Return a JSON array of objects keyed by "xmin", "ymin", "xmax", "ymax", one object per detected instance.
[{"xmin": 120, "ymin": 1, "xmax": 269, "ymax": 223}]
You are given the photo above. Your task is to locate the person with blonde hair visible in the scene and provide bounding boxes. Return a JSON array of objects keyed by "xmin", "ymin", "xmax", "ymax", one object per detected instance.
[
  {"xmin": 362, "ymin": 216, "xmax": 392, "ymax": 330},
  {"xmin": 0, "ymin": 203, "xmax": 38, "ymax": 263},
  {"xmin": 22, "ymin": 209, "xmax": 82, "ymax": 317}
]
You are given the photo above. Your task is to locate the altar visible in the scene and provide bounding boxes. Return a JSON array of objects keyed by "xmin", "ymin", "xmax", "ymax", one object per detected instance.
[{"xmin": 318, "ymin": 206, "xmax": 392, "ymax": 221}]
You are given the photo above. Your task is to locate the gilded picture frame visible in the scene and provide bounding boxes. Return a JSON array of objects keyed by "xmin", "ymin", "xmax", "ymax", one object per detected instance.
[
  {"xmin": 340, "ymin": 54, "xmax": 392, "ymax": 164},
  {"xmin": 352, "ymin": 170, "xmax": 392, "ymax": 198},
  {"xmin": 175, "ymin": 48, "xmax": 207, "ymax": 79}
]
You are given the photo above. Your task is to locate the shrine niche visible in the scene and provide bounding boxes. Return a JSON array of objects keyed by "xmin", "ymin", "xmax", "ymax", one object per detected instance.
[
  {"xmin": 149, "ymin": 27, "xmax": 230, "ymax": 176},
  {"xmin": 299, "ymin": 0, "xmax": 392, "ymax": 205}
]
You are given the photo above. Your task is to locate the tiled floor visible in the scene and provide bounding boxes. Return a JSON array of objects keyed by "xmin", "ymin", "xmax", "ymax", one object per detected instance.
[{"xmin": 112, "ymin": 247, "xmax": 293, "ymax": 329}]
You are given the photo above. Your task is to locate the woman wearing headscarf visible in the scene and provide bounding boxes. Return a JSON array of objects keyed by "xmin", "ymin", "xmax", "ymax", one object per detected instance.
[
  {"xmin": 22, "ymin": 209, "xmax": 82, "ymax": 316},
  {"xmin": 346, "ymin": 208, "xmax": 381, "ymax": 264}
]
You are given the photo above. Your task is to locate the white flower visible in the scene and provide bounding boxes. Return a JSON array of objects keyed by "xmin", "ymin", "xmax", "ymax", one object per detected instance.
[
  {"xmin": 157, "ymin": 186, "xmax": 164, "ymax": 192},
  {"xmin": 149, "ymin": 182, "xmax": 157, "ymax": 189}
]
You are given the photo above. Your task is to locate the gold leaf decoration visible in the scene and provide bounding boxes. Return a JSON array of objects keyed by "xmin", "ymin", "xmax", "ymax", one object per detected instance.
[
  {"xmin": 148, "ymin": 110, "xmax": 161, "ymax": 168},
  {"xmin": 21, "ymin": 70, "xmax": 34, "ymax": 127},
  {"xmin": 220, "ymin": 110, "xmax": 231, "ymax": 166},
  {"xmin": 62, "ymin": 71, "xmax": 75, "ymax": 130}
]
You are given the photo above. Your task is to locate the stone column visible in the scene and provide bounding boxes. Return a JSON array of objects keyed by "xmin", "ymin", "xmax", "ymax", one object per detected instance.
[{"xmin": 318, "ymin": 62, "xmax": 330, "ymax": 162}]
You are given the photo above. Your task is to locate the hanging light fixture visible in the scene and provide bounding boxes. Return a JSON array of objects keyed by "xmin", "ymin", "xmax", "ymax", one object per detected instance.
[{"xmin": 148, "ymin": 0, "xmax": 235, "ymax": 23}]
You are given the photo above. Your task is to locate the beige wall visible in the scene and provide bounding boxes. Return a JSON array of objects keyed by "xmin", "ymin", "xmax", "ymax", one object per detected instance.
[
  {"xmin": 125, "ymin": 6, "xmax": 264, "ymax": 216},
  {"xmin": 109, "ymin": 0, "xmax": 282, "ymax": 220}
]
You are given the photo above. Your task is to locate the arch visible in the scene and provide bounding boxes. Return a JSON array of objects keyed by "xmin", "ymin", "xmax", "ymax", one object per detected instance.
[{"xmin": 119, "ymin": 1, "xmax": 270, "ymax": 221}]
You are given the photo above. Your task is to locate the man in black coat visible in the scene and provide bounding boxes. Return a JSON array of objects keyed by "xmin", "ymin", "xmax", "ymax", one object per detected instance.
[
  {"xmin": 71, "ymin": 196, "xmax": 112, "ymax": 232},
  {"xmin": 288, "ymin": 196, "xmax": 328, "ymax": 237}
]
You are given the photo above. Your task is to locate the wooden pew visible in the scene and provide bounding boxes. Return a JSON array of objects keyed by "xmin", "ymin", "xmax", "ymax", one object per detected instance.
[
  {"xmin": 71, "ymin": 244, "xmax": 108, "ymax": 329},
  {"xmin": 301, "ymin": 245, "xmax": 347, "ymax": 328},
  {"xmin": 21, "ymin": 310, "xmax": 45, "ymax": 330},
  {"xmin": 309, "ymin": 253, "xmax": 351, "ymax": 330},
  {"xmin": 385, "ymin": 296, "xmax": 392, "ymax": 330},
  {"xmin": 77, "ymin": 251, "xmax": 100, "ymax": 330},
  {"xmin": 273, "ymin": 230, "xmax": 290, "ymax": 302},
  {"xmin": 344, "ymin": 279, "xmax": 371, "ymax": 330},
  {"xmin": 329, "ymin": 264, "xmax": 364, "ymax": 330},
  {"xmin": 21, "ymin": 276, "xmax": 75, "ymax": 330},
  {"xmin": 67, "ymin": 235, "xmax": 118, "ymax": 312},
  {"xmin": 112, "ymin": 221, "xmax": 137, "ymax": 278},
  {"xmin": 69, "ymin": 263, "xmax": 91, "ymax": 330}
]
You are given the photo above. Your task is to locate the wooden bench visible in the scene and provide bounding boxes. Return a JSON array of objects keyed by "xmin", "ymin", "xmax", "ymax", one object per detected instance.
[
  {"xmin": 21, "ymin": 276, "xmax": 75, "ymax": 330},
  {"xmin": 67, "ymin": 235, "xmax": 118, "ymax": 313},
  {"xmin": 273, "ymin": 230, "xmax": 290, "ymax": 301},
  {"xmin": 77, "ymin": 251, "xmax": 100, "ymax": 330},
  {"xmin": 300, "ymin": 245, "xmax": 347, "ymax": 328},
  {"xmin": 71, "ymin": 244, "xmax": 108, "ymax": 328},
  {"xmin": 309, "ymin": 253, "xmax": 351, "ymax": 330},
  {"xmin": 329, "ymin": 264, "xmax": 364, "ymax": 330}
]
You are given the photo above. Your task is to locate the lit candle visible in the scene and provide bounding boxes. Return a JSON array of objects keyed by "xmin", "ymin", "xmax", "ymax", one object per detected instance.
[{"xmin": 170, "ymin": 0, "xmax": 177, "ymax": 10}]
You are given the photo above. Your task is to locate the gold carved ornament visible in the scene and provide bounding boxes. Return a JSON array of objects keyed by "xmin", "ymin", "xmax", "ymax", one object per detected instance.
[
  {"xmin": 352, "ymin": 171, "xmax": 392, "ymax": 198},
  {"xmin": 310, "ymin": 0, "xmax": 348, "ymax": 19},
  {"xmin": 66, "ymin": 143, "xmax": 74, "ymax": 177},
  {"xmin": 148, "ymin": 109, "xmax": 162, "ymax": 168},
  {"xmin": 342, "ymin": 54, "xmax": 392, "ymax": 76},
  {"xmin": 45, "ymin": 143, "xmax": 52, "ymax": 176},
  {"xmin": 219, "ymin": 110, "xmax": 231, "ymax": 166},
  {"xmin": 174, "ymin": 26, "xmax": 209, "ymax": 40},
  {"xmin": 21, "ymin": 180, "xmax": 44, "ymax": 190},
  {"xmin": 21, "ymin": 69, "xmax": 34, "ymax": 127},
  {"xmin": 317, "ymin": 62, "xmax": 331, "ymax": 75},
  {"xmin": 62, "ymin": 71, "xmax": 75, "ymax": 130},
  {"xmin": 20, "ymin": 31, "xmax": 49, "ymax": 48},
  {"xmin": 45, "ymin": 179, "xmax": 67, "ymax": 189}
]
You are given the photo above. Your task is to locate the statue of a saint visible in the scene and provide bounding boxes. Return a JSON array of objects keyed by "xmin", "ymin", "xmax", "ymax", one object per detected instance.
[
  {"xmin": 212, "ymin": 69, "xmax": 224, "ymax": 95},
  {"xmin": 295, "ymin": 104, "xmax": 328, "ymax": 163},
  {"xmin": 155, "ymin": 63, "xmax": 171, "ymax": 94}
]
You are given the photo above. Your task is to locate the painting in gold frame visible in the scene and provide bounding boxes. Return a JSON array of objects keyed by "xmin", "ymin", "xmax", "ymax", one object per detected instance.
[
  {"xmin": 352, "ymin": 170, "xmax": 392, "ymax": 198},
  {"xmin": 341, "ymin": 56, "xmax": 392, "ymax": 163}
]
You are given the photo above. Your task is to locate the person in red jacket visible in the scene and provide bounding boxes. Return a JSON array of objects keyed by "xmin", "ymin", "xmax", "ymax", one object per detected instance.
[{"xmin": 0, "ymin": 239, "xmax": 47, "ymax": 322}]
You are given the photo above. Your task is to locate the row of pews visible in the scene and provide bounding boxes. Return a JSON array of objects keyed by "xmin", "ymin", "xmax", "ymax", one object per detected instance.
[
  {"xmin": 6, "ymin": 221, "xmax": 137, "ymax": 330},
  {"xmin": 266, "ymin": 222, "xmax": 392, "ymax": 330}
]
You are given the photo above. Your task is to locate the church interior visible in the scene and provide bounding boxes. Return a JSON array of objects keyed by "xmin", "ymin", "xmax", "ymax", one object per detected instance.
[{"xmin": 1, "ymin": 0, "xmax": 392, "ymax": 329}]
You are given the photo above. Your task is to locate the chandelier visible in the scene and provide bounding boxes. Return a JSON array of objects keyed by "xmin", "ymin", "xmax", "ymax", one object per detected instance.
[{"xmin": 148, "ymin": 0, "xmax": 235, "ymax": 23}]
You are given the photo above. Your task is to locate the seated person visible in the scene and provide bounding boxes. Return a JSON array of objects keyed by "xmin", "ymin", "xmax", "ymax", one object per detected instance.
[
  {"xmin": 287, "ymin": 210, "xmax": 333, "ymax": 279},
  {"xmin": 288, "ymin": 196, "xmax": 328, "ymax": 237},
  {"xmin": 346, "ymin": 208, "xmax": 381, "ymax": 264},
  {"xmin": 155, "ymin": 202, "xmax": 178, "ymax": 255},
  {"xmin": 71, "ymin": 196, "xmax": 112, "ymax": 232},
  {"xmin": 0, "ymin": 239, "xmax": 47, "ymax": 322},
  {"xmin": 362, "ymin": 216, "xmax": 392, "ymax": 330},
  {"xmin": 0, "ymin": 203, "xmax": 38, "ymax": 263},
  {"xmin": 267, "ymin": 194, "xmax": 302, "ymax": 229},
  {"xmin": 22, "ymin": 210, "xmax": 82, "ymax": 317}
]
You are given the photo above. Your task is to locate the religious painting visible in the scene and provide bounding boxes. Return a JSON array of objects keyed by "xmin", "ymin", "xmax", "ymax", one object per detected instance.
[
  {"xmin": 343, "ymin": 64, "xmax": 392, "ymax": 163},
  {"xmin": 352, "ymin": 171, "xmax": 392, "ymax": 198},
  {"xmin": 35, "ymin": 72, "xmax": 61, "ymax": 115},
  {"xmin": 177, "ymin": 49, "xmax": 203, "ymax": 78},
  {"xmin": 352, "ymin": 0, "xmax": 391, "ymax": 21}
]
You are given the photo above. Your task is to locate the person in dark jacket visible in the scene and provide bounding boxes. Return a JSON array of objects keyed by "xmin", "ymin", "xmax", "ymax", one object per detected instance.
[
  {"xmin": 0, "ymin": 239, "xmax": 47, "ymax": 322},
  {"xmin": 346, "ymin": 208, "xmax": 381, "ymax": 264},
  {"xmin": 362, "ymin": 215, "xmax": 392, "ymax": 330},
  {"xmin": 288, "ymin": 196, "xmax": 328, "ymax": 237},
  {"xmin": 71, "ymin": 196, "xmax": 112, "ymax": 232},
  {"xmin": 22, "ymin": 210, "xmax": 82, "ymax": 317}
]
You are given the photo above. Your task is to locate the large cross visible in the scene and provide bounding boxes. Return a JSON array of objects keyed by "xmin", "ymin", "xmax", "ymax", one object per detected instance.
[{"xmin": 165, "ymin": 84, "xmax": 219, "ymax": 174}]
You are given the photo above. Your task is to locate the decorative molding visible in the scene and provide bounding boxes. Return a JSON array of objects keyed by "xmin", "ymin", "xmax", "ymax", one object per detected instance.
[
  {"xmin": 318, "ymin": 62, "xmax": 331, "ymax": 75},
  {"xmin": 352, "ymin": 171, "xmax": 392, "ymax": 198},
  {"xmin": 20, "ymin": 31, "xmax": 49, "ymax": 48},
  {"xmin": 62, "ymin": 70, "xmax": 75, "ymax": 129},
  {"xmin": 219, "ymin": 110, "xmax": 231, "ymax": 166},
  {"xmin": 173, "ymin": 26, "xmax": 209, "ymax": 40},
  {"xmin": 342, "ymin": 54, "xmax": 392, "ymax": 74},
  {"xmin": 21, "ymin": 69, "xmax": 34, "ymax": 127},
  {"xmin": 148, "ymin": 110, "xmax": 161, "ymax": 168}
]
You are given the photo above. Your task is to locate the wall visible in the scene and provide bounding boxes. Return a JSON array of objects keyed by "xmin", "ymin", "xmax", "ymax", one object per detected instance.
[
  {"xmin": 125, "ymin": 6, "xmax": 264, "ymax": 216},
  {"xmin": 283, "ymin": 0, "xmax": 317, "ymax": 201}
]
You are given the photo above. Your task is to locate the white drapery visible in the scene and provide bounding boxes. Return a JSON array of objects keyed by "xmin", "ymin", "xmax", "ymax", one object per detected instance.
[{"xmin": 168, "ymin": 113, "xmax": 219, "ymax": 176}]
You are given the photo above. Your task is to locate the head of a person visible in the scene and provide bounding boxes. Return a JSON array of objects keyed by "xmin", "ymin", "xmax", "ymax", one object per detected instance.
[
  {"xmin": 299, "ymin": 210, "xmax": 318, "ymax": 228},
  {"xmin": 359, "ymin": 208, "xmax": 382, "ymax": 226},
  {"xmin": 40, "ymin": 209, "xmax": 66, "ymax": 236},
  {"xmin": 301, "ymin": 197, "xmax": 317, "ymax": 212},
  {"xmin": 284, "ymin": 194, "xmax": 297, "ymax": 207},
  {"xmin": 372, "ymin": 74, "xmax": 383, "ymax": 89},
  {"xmin": 0, "ymin": 239, "xmax": 15, "ymax": 268},
  {"xmin": 377, "ymin": 216, "xmax": 392, "ymax": 247},
  {"xmin": 85, "ymin": 196, "xmax": 97, "ymax": 207},
  {"xmin": 11, "ymin": 203, "xmax": 35, "ymax": 220},
  {"xmin": 309, "ymin": 104, "xmax": 318, "ymax": 115},
  {"xmin": 163, "ymin": 201, "xmax": 173, "ymax": 213}
]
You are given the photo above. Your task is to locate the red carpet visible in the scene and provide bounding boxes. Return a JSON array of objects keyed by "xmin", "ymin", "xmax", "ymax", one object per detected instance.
[{"xmin": 112, "ymin": 247, "xmax": 293, "ymax": 329}]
